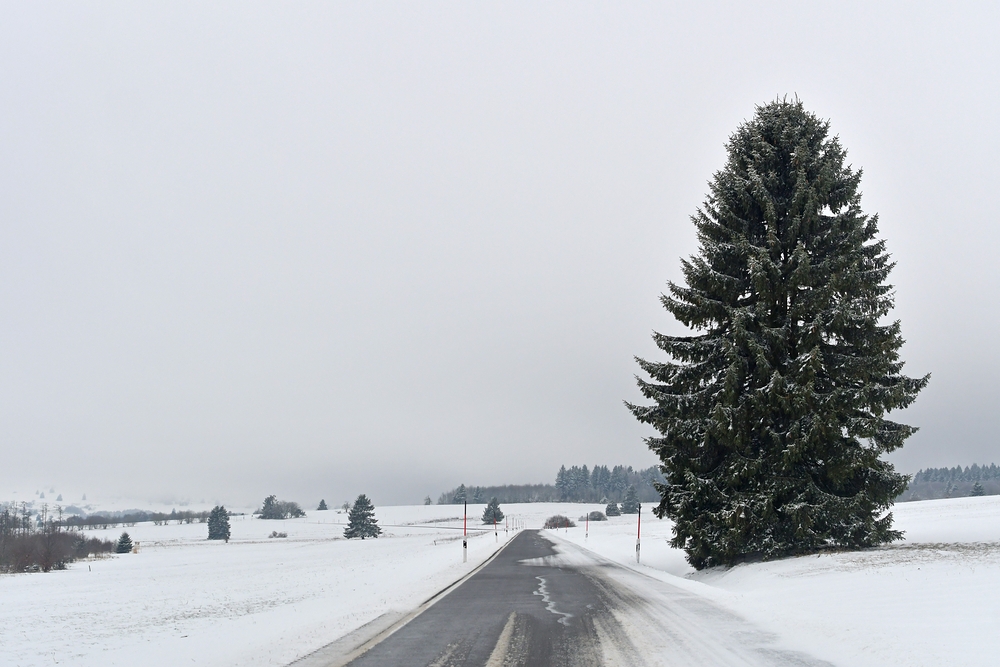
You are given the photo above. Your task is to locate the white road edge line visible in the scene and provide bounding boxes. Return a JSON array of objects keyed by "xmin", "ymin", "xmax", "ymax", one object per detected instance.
[{"xmin": 288, "ymin": 531, "xmax": 522, "ymax": 667}]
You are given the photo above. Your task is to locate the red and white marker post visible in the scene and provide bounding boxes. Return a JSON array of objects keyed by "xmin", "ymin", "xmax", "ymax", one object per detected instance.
[
  {"xmin": 463, "ymin": 500, "xmax": 468, "ymax": 563},
  {"xmin": 636, "ymin": 502, "xmax": 641, "ymax": 564}
]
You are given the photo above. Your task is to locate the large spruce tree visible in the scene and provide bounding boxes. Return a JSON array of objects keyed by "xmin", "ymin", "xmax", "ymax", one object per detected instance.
[
  {"xmin": 629, "ymin": 100, "xmax": 928, "ymax": 569},
  {"xmin": 207, "ymin": 505, "xmax": 231, "ymax": 542},
  {"xmin": 343, "ymin": 494, "xmax": 381, "ymax": 539}
]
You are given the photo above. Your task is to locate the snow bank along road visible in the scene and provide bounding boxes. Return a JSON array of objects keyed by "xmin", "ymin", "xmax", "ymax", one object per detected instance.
[{"xmin": 310, "ymin": 530, "xmax": 829, "ymax": 667}]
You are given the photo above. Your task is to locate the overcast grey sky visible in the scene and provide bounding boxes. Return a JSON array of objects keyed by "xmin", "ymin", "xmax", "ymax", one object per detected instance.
[{"xmin": 2, "ymin": 2, "xmax": 997, "ymax": 507}]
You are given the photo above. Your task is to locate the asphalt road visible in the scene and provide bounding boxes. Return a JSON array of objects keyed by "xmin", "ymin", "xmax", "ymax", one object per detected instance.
[{"xmin": 336, "ymin": 530, "xmax": 832, "ymax": 667}]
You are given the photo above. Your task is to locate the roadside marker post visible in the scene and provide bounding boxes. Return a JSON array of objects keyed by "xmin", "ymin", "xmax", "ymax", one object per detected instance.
[
  {"xmin": 463, "ymin": 500, "xmax": 468, "ymax": 563},
  {"xmin": 586, "ymin": 512, "xmax": 589, "ymax": 540},
  {"xmin": 636, "ymin": 502, "xmax": 641, "ymax": 564}
]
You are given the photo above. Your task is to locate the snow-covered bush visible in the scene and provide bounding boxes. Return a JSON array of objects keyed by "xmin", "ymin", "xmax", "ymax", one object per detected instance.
[{"xmin": 544, "ymin": 515, "xmax": 575, "ymax": 529}]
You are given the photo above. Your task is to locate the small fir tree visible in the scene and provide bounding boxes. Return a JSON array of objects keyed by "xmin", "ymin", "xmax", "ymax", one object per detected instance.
[
  {"xmin": 971, "ymin": 482, "xmax": 985, "ymax": 497},
  {"xmin": 207, "ymin": 505, "xmax": 231, "ymax": 541},
  {"xmin": 258, "ymin": 495, "xmax": 305, "ymax": 519},
  {"xmin": 481, "ymin": 497, "xmax": 504, "ymax": 524},
  {"xmin": 116, "ymin": 532, "xmax": 133, "ymax": 553},
  {"xmin": 620, "ymin": 486, "xmax": 640, "ymax": 514},
  {"xmin": 344, "ymin": 494, "xmax": 381, "ymax": 539},
  {"xmin": 453, "ymin": 484, "xmax": 467, "ymax": 504},
  {"xmin": 629, "ymin": 99, "xmax": 928, "ymax": 569},
  {"xmin": 605, "ymin": 500, "xmax": 621, "ymax": 517},
  {"xmin": 259, "ymin": 495, "xmax": 281, "ymax": 519},
  {"xmin": 317, "ymin": 499, "xmax": 328, "ymax": 511},
  {"xmin": 423, "ymin": 496, "xmax": 432, "ymax": 506}
]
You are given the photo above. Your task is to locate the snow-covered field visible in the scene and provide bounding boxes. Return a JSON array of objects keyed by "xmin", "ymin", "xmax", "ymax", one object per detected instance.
[
  {"xmin": 2, "ymin": 497, "xmax": 998, "ymax": 666},
  {"xmin": 556, "ymin": 495, "xmax": 1000, "ymax": 667}
]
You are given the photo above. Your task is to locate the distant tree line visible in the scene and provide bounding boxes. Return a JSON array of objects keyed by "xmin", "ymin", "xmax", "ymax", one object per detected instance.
[
  {"xmin": 60, "ymin": 508, "xmax": 220, "ymax": 529},
  {"xmin": 897, "ymin": 463, "xmax": 1000, "ymax": 501},
  {"xmin": 438, "ymin": 483, "xmax": 556, "ymax": 505},
  {"xmin": 1, "ymin": 503, "xmax": 115, "ymax": 573},
  {"xmin": 912, "ymin": 464, "xmax": 1000, "ymax": 484},
  {"xmin": 437, "ymin": 464, "xmax": 664, "ymax": 505},
  {"xmin": 555, "ymin": 464, "xmax": 663, "ymax": 503}
]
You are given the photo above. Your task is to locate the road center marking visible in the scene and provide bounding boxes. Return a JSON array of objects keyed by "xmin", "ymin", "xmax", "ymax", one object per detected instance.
[{"xmin": 533, "ymin": 576, "xmax": 573, "ymax": 626}]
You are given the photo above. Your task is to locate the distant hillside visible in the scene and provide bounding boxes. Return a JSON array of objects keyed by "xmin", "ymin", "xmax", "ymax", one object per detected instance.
[
  {"xmin": 438, "ymin": 464, "xmax": 664, "ymax": 505},
  {"xmin": 897, "ymin": 463, "xmax": 1000, "ymax": 501}
]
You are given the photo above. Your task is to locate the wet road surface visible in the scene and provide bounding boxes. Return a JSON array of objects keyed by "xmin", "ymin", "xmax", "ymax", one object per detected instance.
[
  {"xmin": 332, "ymin": 530, "xmax": 832, "ymax": 667},
  {"xmin": 345, "ymin": 530, "xmax": 607, "ymax": 666}
]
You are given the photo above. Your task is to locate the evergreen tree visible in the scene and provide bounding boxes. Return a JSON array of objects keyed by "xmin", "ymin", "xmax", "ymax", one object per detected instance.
[
  {"xmin": 259, "ymin": 495, "xmax": 281, "ymax": 519},
  {"xmin": 481, "ymin": 497, "xmax": 504, "ymax": 524},
  {"xmin": 258, "ymin": 495, "xmax": 305, "ymax": 519},
  {"xmin": 629, "ymin": 99, "xmax": 928, "ymax": 569},
  {"xmin": 344, "ymin": 494, "xmax": 381, "ymax": 539},
  {"xmin": 620, "ymin": 485, "xmax": 640, "ymax": 514},
  {"xmin": 971, "ymin": 482, "xmax": 985, "ymax": 497},
  {"xmin": 207, "ymin": 505, "xmax": 231, "ymax": 541},
  {"xmin": 610, "ymin": 466, "xmax": 629, "ymax": 498},
  {"xmin": 116, "ymin": 532, "xmax": 133, "ymax": 553},
  {"xmin": 473, "ymin": 487, "xmax": 484, "ymax": 503},
  {"xmin": 605, "ymin": 500, "xmax": 621, "ymax": 517},
  {"xmin": 424, "ymin": 496, "xmax": 432, "ymax": 506},
  {"xmin": 317, "ymin": 499, "xmax": 328, "ymax": 511},
  {"xmin": 453, "ymin": 484, "xmax": 467, "ymax": 504},
  {"xmin": 592, "ymin": 466, "xmax": 611, "ymax": 498},
  {"xmin": 555, "ymin": 466, "xmax": 569, "ymax": 500}
]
